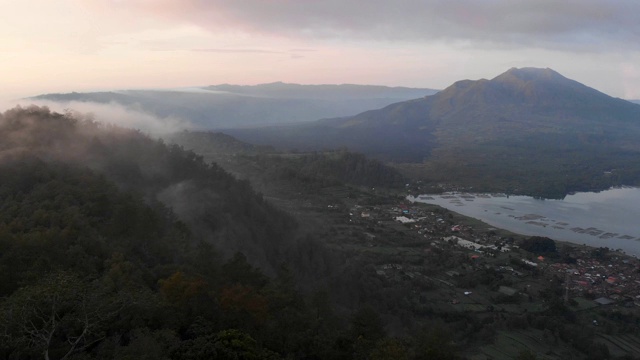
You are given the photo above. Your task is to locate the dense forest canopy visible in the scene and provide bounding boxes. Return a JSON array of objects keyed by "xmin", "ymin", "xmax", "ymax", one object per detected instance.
[
  {"xmin": 0, "ymin": 106, "xmax": 324, "ymax": 359},
  {"xmin": 0, "ymin": 106, "xmax": 462, "ymax": 359},
  {"xmin": 166, "ymin": 131, "xmax": 408, "ymax": 190},
  {"xmin": 0, "ymin": 106, "xmax": 298, "ymax": 268}
]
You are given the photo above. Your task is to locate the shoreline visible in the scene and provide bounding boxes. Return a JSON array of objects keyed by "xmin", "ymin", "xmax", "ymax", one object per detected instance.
[{"xmin": 407, "ymin": 190, "xmax": 640, "ymax": 258}]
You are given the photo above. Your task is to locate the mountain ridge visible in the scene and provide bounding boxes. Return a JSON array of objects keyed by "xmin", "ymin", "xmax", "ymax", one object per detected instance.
[
  {"xmin": 30, "ymin": 83, "xmax": 438, "ymax": 129},
  {"xmin": 223, "ymin": 67, "xmax": 640, "ymax": 197}
]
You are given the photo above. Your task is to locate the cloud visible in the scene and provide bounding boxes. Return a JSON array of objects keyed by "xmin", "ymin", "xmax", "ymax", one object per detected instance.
[
  {"xmin": 190, "ymin": 48, "xmax": 284, "ymax": 54},
  {"xmin": 85, "ymin": 0, "xmax": 640, "ymax": 52},
  {"xmin": 8, "ymin": 100, "xmax": 192, "ymax": 136},
  {"xmin": 289, "ymin": 48, "xmax": 317, "ymax": 53}
]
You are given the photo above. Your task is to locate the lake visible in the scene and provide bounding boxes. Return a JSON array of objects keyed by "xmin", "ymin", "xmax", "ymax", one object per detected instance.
[{"xmin": 408, "ymin": 187, "xmax": 640, "ymax": 256}]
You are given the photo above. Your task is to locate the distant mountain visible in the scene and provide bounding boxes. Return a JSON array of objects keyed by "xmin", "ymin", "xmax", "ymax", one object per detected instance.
[
  {"xmin": 204, "ymin": 82, "xmax": 436, "ymax": 100},
  {"xmin": 30, "ymin": 83, "xmax": 437, "ymax": 129},
  {"xmin": 224, "ymin": 68, "xmax": 640, "ymax": 197}
]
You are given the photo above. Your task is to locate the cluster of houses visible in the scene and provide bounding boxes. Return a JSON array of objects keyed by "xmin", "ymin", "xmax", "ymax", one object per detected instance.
[
  {"xmin": 352, "ymin": 200, "xmax": 640, "ymax": 308},
  {"xmin": 546, "ymin": 253, "xmax": 640, "ymax": 307},
  {"xmin": 350, "ymin": 201, "xmax": 517, "ymax": 257}
]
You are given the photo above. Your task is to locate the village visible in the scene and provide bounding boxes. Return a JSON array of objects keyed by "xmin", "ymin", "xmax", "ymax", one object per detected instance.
[
  {"xmin": 296, "ymin": 184, "xmax": 640, "ymax": 357},
  {"xmin": 345, "ymin": 198, "xmax": 640, "ymax": 312}
]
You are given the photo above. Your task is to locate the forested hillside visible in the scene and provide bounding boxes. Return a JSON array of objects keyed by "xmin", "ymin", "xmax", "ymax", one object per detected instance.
[
  {"xmin": 0, "ymin": 157, "xmax": 358, "ymax": 359},
  {"xmin": 0, "ymin": 106, "xmax": 299, "ymax": 270},
  {"xmin": 167, "ymin": 130, "xmax": 407, "ymax": 190},
  {"xmin": 4, "ymin": 106, "xmax": 637, "ymax": 359},
  {"xmin": 0, "ymin": 106, "xmax": 350, "ymax": 359},
  {"xmin": 251, "ymin": 151, "xmax": 407, "ymax": 189},
  {"xmin": 0, "ymin": 106, "xmax": 468, "ymax": 359}
]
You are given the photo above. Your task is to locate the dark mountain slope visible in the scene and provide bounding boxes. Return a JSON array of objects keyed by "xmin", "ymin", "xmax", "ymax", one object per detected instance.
[
  {"xmin": 222, "ymin": 98, "xmax": 437, "ymax": 162},
  {"xmin": 0, "ymin": 106, "xmax": 302, "ymax": 272},
  {"xmin": 166, "ymin": 130, "xmax": 407, "ymax": 191},
  {"xmin": 225, "ymin": 68, "xmax": 640, "ymax": 196},
  {"xmin": 427, "ymin": 68, "xmax": 640, "ymax": 144},
  {"xmin": 0, "ymin": 155, "xmax": 345, "ymax": 360},
  {"xmin": 0, "ymin": 105, "xmax": 366, "ymax": 358}
]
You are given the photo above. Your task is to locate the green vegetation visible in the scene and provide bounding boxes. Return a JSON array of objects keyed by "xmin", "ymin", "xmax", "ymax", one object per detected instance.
[
  {"xmin": 169, "ymin": 131, "xmax": 407, "ymax": 190},
  {"xmin": 250, "ymin": 150, "xmax": 407, "ymax": 189},
  {"xmin": 520, "ymin": 236, "xmax": 557, "ymax": 255},
  {"xmin": 0, "ymin": 106, "xmax": 445, "ymax": 359},
  {"xmin": 407, "ymin": 133, "xmax": 640, "ymax": 198},
  {"xmin": 3, "ymin": 106, "xmax": 640, "ymax": 359}
]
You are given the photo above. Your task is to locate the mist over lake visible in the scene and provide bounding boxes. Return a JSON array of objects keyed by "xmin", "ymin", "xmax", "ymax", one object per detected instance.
[{"xmin": 409, "ymin": 187, "xmax": 640, "ymax": 256}]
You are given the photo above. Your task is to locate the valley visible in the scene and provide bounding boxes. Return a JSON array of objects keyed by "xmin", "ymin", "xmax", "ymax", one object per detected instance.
[
  {"xmin": 224, "ymin": 68, "xmax": 640, "ymax": 199},
  {"xmin": 7, "ymin": 2, "xmax": 640, "ymax": 359},
  {"xmin": 5, "ymin": 67, "xmax": 640, "ymax": 359},
  {"xmin": 168, "ymin": 128, "xmax": 640, "ymax": 359}
]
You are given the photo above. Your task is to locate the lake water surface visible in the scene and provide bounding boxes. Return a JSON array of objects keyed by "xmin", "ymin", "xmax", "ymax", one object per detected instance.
[{"xmin": 408, "ymin": 187, "xmax": 640, "ymax": 256}]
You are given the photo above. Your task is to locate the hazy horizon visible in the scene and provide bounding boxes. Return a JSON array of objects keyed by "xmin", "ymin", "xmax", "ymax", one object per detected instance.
[{"xmin": 3, "ymin": 1, "xmax": 640, "ymax": 101}]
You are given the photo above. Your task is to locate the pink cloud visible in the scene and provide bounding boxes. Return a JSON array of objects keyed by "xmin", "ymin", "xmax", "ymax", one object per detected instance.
[{"xmin": 78, "ymin": 0, "xmax": 640, "ymax": 51}]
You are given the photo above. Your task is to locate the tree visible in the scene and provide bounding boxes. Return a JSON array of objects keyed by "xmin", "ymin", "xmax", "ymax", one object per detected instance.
[
  {"xmin": 222, "ymin": 252, "xmax": 269, "ymax": 289},
  {"xmin": 159, "ymin": 271, "xmax": 209, "ymax": 306},
  {"xmin": 351, "ymin": 306, "xmax": 385, "ymax": 360},
  {"xmin": 1, "ymin": 272, "xmax": 123, "ymax": 360},
  {"xmin": 351, "ymin": 306, "xmax": 385, "ymax": 343},
  {"xmin": 414, "ymin": 325, "xmax": 458, "ymax": 360},
  {"xmin": 219, "ymin": 284, "xmax": 268, "ymax": 325},
  {"xmin": 172, "ymin": 329, "xmax": 280, "ymax": 360},
  {"xmin": 520, "ymin": 236, "xmax": 557, "ymax": 255},
  {"xmin": 112, "ymin": 328, "xmax": 179, "ymax": 360},
  {"xmin": 370, "ymin": 338, "xmax": 409, "ymax": 360}
]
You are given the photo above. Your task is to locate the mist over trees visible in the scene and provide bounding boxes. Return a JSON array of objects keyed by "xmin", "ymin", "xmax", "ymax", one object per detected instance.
[
  {"xmin": 0, "ymin": 106, "xmax": 313, "ymax": 358},
  {"xmin": 0, "ymin": 106, "xmax": 460, "ymax": 359},
  {"xmin": 2, "ymin": 105, "xmax": 637, "ymax": 359}
]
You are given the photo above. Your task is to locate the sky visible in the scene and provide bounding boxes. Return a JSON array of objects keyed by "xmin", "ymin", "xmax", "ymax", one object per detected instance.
[{"xmin": 2, "ymin": 0, "xmax": 640, "ymax": 101}]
